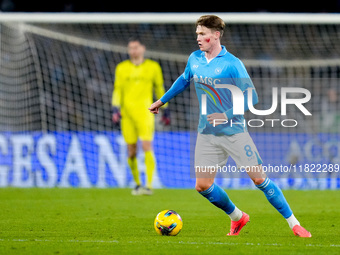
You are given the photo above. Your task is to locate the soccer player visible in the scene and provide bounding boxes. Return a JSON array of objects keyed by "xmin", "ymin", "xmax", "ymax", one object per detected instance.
[
  {"xmin": 149, "ymin": 15, "xmax": 311, "ymax": 237},
  {"xmin": 112, "ymin": 37, "xmax": 169, "ymax": 195}
]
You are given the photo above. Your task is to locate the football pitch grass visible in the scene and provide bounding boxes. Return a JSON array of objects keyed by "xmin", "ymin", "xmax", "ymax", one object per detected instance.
[{"xmin": 0, "ymin": 188, "xmax": 339, "ymax": 254}]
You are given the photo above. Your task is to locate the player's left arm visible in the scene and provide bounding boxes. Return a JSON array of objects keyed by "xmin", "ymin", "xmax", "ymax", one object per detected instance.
[
  {"xmin": 207, "ymin": 60, "xmax": 259, "ymax": 126},
  {"xmin": 223, "ymin": 86, "xmax": 258, "ymax": 120}
]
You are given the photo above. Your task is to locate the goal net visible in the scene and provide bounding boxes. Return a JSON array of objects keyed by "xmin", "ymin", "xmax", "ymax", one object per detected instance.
[{"xmin": 0, "ymin": 13, "xmax": 339, "ymax": 188}]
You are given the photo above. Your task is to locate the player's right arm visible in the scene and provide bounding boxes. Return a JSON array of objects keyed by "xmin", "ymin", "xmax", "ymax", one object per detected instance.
[
  {"xmin": 112, "ymin": 64, "xmax": 123, "ymax": 123},
  {"xmin": 149, "ymin": 75, "xmax": 190, "ymax": 114},
  {"xmin": 149, "ymin": 56, "xmax": 192, "ymax": 114},
  {"xmin": 223, "ymin": 60, "xmax": 259, "ymax": 120}
]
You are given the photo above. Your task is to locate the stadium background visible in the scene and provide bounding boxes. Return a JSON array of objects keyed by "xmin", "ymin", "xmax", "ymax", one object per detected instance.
[
  {"xmin": 0, "ymin": 0, "xmax": 340, "ymax": 13},
  {"xmin": 0, "ymin": 12, "xmax": 339, "ymax": 189}
]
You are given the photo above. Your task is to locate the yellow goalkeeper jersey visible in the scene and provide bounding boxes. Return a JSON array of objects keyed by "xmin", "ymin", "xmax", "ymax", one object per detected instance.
[{"xmin": 112, "ymin": 59, "xmax": 165, "ymax": 119}]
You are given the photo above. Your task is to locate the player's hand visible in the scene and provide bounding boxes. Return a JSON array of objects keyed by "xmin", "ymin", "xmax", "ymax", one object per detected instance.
[
  {"xmin": 161, "ymin": 108, "xmax": 171, "ymax": 126},
  {"xmin": 112, "ymin": 106, "xmax": 121, "ymax": 124},
  {"xmin": 148, "ymin": 100, "xmax": 164, "ymax": 114},
  {"xmin": 207, "ymin": 113, "xmax": 228, "ymax": 127}
]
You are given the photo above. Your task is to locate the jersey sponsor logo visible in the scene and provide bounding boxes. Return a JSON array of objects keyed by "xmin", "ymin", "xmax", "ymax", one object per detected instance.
[{"xmin": 193, "ymin": 75, "xmax": 221, "ymax": 86}]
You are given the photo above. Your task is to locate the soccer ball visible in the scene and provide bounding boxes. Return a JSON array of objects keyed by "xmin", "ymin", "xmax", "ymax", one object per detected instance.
[{"xmin": 154, "ymin": 210, "xmax": 183, "ymax": 236}]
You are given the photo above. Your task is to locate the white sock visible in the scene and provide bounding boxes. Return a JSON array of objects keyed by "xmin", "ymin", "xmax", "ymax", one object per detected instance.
[
  {"xmin": 228, "ymin": 206, "xmax": 243, "ymax": 221},
  {"xmin": 286, "ymin": 214, "xmax": 300, "ymax": 229}
]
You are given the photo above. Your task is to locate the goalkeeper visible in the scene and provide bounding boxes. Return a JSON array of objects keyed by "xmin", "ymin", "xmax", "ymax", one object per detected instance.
[{"xmin": 112, "ymin": 37, "xmax": 170, "ymax": 195}]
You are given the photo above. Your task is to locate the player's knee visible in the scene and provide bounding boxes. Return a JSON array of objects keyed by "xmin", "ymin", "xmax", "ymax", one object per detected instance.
[
  {"xmin": 141, "ymin": 141, "xmax": 152, "ymax": 152},
  {"xmin": 127, "ymin": 144, "xmax": 137, "ymax": 158},
  {"xmin": 252, "ymin": 177, "xmax": 266, "ymax": 186},
  {"xmin": 127, "ymin": 149, "xmax": 137, "ymax": 158},
  {"xmin": 128, "ymin": 150, "xmax": 137, "ymax": 158},
  {"xmin": 195, "ymin": 184, "xmax": 206, "ymax": 193},
  {"xmin": 195, "ymin": 180, "xmax": 214, "ymax": 193}
]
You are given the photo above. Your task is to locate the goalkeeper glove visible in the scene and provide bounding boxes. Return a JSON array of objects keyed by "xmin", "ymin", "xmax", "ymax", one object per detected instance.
[
  {"xmin": 161, "ymin": 108, "xmax": 171, "ymax": 126},
  {"xmin": 112, "ymin": 106, "xmax": 121, "ymax": 125}
]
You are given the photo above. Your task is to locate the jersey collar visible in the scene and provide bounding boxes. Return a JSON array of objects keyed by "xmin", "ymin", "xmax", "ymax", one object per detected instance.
[
  {"xmin": 218, "ymin": 45, "xmax": 228, "ymax": 56},
  {"xmin": 200, "ymin": 45, "xmax": 228, "ymax": 58}
]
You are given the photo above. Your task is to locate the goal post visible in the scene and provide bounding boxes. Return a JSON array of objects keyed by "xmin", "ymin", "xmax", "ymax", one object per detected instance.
[
  {"xmin": 0, "ymin": 13, "xmax": 339, "ymax": 188},
  {"xmin": 1, "ymin": 12, "xmax": 340, "ymax": 24}
]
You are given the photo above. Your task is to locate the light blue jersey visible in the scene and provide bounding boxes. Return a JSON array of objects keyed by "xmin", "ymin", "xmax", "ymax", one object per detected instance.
[{"xmin": 160, "ymin": 46, "xmax": 258, "ymax": 136}]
